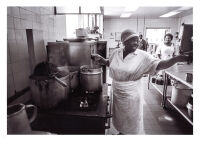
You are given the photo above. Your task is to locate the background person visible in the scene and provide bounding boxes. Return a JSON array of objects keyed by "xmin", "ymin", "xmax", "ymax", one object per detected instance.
[
  {"xmin": 174, "ymin": 32, "xmax": 181, "ymax": 56},
  {"xmin": 138, "ymin": 34, "xmax": 147, "ymax": 51},
  {"xmin": 156, "ymin": 33, "xmax": 177, "ymax": 60}
]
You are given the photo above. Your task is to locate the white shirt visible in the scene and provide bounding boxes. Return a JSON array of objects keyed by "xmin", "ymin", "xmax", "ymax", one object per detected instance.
[{"xmin": 156, "ymin": 43, "xmax": 176, "ymax": 60}]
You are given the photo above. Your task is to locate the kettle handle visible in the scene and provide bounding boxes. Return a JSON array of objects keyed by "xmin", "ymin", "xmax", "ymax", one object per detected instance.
[{"xmin": 25, "ymin": 104, "xmax": 37, "ymax": 123}]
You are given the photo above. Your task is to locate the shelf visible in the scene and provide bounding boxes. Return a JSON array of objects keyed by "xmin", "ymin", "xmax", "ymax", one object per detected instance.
[
  {"xmin": 150, "ymin": 82, "xmax": 172, "ymax": 97},
  {"xmin": 167, "ymin": 98, "xmax": 193, "ymax": 126},
  {"xmin": 150, "ymin": 81, "xmax": 193, "ymax": 126}
]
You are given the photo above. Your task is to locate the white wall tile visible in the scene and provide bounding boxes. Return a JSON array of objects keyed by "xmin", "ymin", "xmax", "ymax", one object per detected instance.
[
  {"xmin": 11, "ymin": 7, "xmax": 21, "ymax": 18},
  {"xmin": 21, "ymin": 19, "xmax": 33, "ymax": 29},
  {"xmin": 7, "ymin": 29, "xmax": 16, "ymax": 40},
  {"xmin": 7, "ymin": 67, "xmax": 15, "ymax": 97},
  {"xmin": 13, "ymin": 18, "xmax": 22, "ymax": 29},
  {"xmin": 9, "ymin": 39, "xmax": 19, "ymax": 63},
  {"xmin": 20, "ymin": 41, "xmax": 29, "ymax": 61},
  {"xmin": 20, "ymin": 7, "xmax": 32, "ymax": 11},
  {"xmin": 15, "ymin": 29, "xmax": 23, "ymax": 40},
  {"xmin": 7, "ymin": 44, "xmax": 11, "ymax": 64},
  {"xmin": 7, "ymin": 16, "xmax": 14, "ymax": 29},
  {"xmin": 7, "ymin": 6, "xmax": 67, "ymax": 101},
  {"xmin": 12, "ymin": 61, "xmax": 30, "ymax": 91},
  {"xmin": 7, "ymin": 7, "xmax": 12, "ymax": 16},
  {"xmin": 36, "ymin": 15, "xmax": 42, "ymax": 23},
  {"xmin": 20, "ymin": 8, "xmax": 33, "ymax": 21},
  {"xmin": 7, "ymin": 63, "xmax": 15, "ymax": 97},
  {"xmin": 7, "ymin": 63, "xmax": 12, "ymax": 76}
]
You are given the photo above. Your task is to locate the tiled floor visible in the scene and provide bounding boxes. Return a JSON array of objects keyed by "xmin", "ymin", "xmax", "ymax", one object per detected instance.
[{"xmin": 106, "ymin": 76, "xmax": 193, "ymax": 135}]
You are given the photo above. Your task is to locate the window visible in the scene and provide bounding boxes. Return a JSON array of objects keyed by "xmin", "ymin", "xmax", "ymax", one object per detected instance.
[
  {"xmin": 146, "ymin": 28, "xmax": 171, "ymax": 44},
  {"xmin": 65, "ymin": 14, "xmax": 103, "ymax": 38},
  {"xmin": 56, "ymin": 6, "xmax": 103, "ymax": 38}
]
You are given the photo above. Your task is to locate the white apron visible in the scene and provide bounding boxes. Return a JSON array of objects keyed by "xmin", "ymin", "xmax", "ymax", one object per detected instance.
[
  {"xmin": 109, "ymin": 48, "xmax": 160, "ymax": 134},
  {"xmin": 112, "ymin": 80, "xmax": 144, "ymax": 134}
]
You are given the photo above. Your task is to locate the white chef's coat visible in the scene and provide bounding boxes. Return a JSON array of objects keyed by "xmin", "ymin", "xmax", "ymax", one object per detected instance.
[
  {"xmin": 109, "ymin": 48, "xmax": 160, "ymax": 134},
  {"xmin": 109, "ymin": 48, "xmax": 160, "ymax": 81}
]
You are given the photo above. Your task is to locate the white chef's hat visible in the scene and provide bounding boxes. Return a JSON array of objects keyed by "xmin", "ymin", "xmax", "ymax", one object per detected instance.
[{"xmin": 121, "ymin": 29, "xmax": 139, "ymax": 43}]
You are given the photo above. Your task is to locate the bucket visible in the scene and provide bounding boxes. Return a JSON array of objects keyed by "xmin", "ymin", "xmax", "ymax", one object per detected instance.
[{"xmin": 171, "ymin": 82, "xmax": 192, "ymax": 107}]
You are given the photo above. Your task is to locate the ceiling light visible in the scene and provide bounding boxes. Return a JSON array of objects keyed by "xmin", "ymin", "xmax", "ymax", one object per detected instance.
[
  {"xmin": 160, "ymin": 11, "xmax": 181, "ymax": 17},
  {"xmin": 56, "ymin": 6, "xmax": 79, "ymax": 14},
  {"xmin": 104, "ymin": 7, "xmax": 124, "ymax": 15},
  {"xmin": 81, "ymin": 6, "xmax": 101, "ymax": 14},
  {"xmin": 120, "ymin": 13, "xmax": 132, "ymax": 18},
  {"xmin": 177, "ymin": 7, "xmax": 192, "ymax": 11},
  {"xmin": 124, "ymin": 6, "xmax": 138, "ymax": 12}
]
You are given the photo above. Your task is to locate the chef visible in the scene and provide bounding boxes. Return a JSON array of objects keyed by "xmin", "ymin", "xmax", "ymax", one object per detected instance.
[{"xmin": 91, "ymin": 29, "xmax": 189, "ymax": 134}]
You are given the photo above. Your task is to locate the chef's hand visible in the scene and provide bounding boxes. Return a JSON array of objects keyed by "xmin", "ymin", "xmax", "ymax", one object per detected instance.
[
  {"xmin": 91, "ymin": 54, "xmax": 110, "ymax": 66},
  {"xmin": 91, "ymin": 54, "xmax": 104, "ymax": 63}
]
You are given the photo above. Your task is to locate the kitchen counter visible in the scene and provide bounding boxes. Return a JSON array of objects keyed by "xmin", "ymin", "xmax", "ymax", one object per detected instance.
[{"xmin": 31, "ymin": 84, "xmax": 112, "ymax": 134}]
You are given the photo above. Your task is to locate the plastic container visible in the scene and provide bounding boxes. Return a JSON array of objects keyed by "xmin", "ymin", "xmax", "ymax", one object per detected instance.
[{"xmin": 171, "ymin": 82, "xmax": 192, "ymax": 107}]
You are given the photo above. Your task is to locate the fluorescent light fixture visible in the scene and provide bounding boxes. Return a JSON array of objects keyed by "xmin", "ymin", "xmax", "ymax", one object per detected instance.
[
  {"xmin": 81, "ymin": 6, "xmax": 101, "ymax": 13},
  {"xmin": 160, "ymin": 11, "xmax": 181, "ymax": 17},
  {"xmin": 120, "ymin": 13, "xmax": 132, "ymax": 18},
  {"xmin": 104, "ymin": 7, "xmax": 124, "ymax": 15},
  {"xmin": 124, "ymin": 6, "xmax": 138, "ymax": 12},
  {"xmin": 56, "ymin": 6, "xmax": 79, "ymax": 13},
  {"xmin": 177, "ymin": 7, "xmax": 192, "ymax": 11}
]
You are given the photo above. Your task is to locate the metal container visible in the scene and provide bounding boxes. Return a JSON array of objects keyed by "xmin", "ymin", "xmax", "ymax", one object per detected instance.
[
  {"xmin": 57, "ymin": 66, "xmax": 80, "ymax": 91},
  {"xmin": 30, "ymin": 75, "xmax": 70, "ymax": 109},
  {"xmin": 66, "ymin": 41, "xmax": 97, "ymax": 66},
  {"xmin": 69, "ymin": 71, "xmax": 79, "ymax": 91},
  {"xmin": 171, "ymin": 83, "xmax": 192, "ymax": 107},
  {"xmin": 47, "ymin": 42, "xmax": 70, "ymax": 66},
  {"xmin": 80, "ymin": 65, "xmax": 103, "ymax": 93},
  {"xmin": 186, "ymin": 102, "xmax": 193, "ymax": 119},
  {"xmin": 186, "ymin": 73, "xmax": 193, "ymax": 82}
]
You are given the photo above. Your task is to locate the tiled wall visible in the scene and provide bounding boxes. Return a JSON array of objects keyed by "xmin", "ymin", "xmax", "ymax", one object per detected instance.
[{"xmin": 7, "ymin": 6, "xmax": 66, "ymax": 100}]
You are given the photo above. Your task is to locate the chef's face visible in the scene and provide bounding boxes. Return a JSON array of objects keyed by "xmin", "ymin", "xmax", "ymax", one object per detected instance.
[
  {"xmin": 164, "ymin": 36, "xmax": 172, "ymax": 44},
  {"xmin": 124, "ymin": 37, "xmax": 139, "ymax": 52}
]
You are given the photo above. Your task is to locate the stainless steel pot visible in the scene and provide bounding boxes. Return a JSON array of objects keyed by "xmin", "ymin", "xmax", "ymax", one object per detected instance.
[
  {"xmin": 30, "ymin": 75, "xmax": 70, "ymax": 109},
  {"xmin": 80, "ymin": 65, "xmax": 103, "ymax": 93}
]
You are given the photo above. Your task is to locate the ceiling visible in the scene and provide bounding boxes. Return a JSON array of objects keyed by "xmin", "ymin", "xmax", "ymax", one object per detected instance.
[{"xmin": 103, "ymin": 7, "xmax": 193, "ymax": 19}]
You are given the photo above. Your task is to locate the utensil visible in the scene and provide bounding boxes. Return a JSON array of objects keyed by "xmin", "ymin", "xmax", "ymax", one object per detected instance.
[{"xmin": 50, "ymin": 73, "xmax": 68, "ymax": 87}]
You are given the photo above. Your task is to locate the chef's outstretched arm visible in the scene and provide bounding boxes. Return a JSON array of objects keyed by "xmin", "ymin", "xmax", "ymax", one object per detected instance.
[
  {"xmin": 91, "ymin": 54, "xmax": 110, "ymax": 66},
  {"xmin": 156, "ymin": 54, "xmax": 189, "ymax": 70}
]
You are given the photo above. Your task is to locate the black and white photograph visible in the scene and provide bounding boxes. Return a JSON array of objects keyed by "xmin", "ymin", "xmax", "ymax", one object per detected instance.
[{"xmin": 1, "ymin": 0, "xmax": 200, "ymax": 140}]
